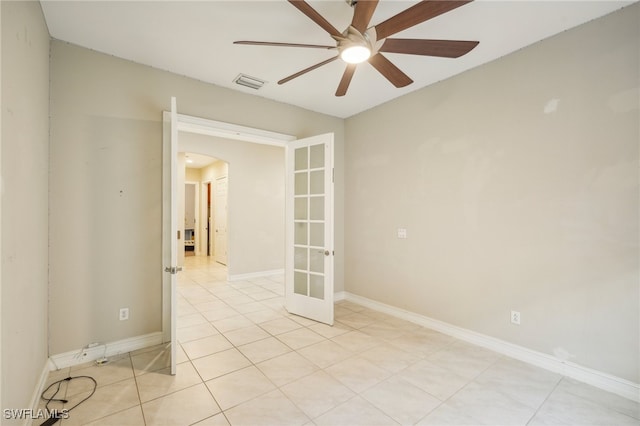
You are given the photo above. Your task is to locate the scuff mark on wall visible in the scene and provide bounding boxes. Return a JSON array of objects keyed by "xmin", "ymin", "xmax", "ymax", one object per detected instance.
[
  {"xmin": 544, "ymin": 98, "xmax": 561, "ymax": 114},
  {"xmin": 554, "ymin": 346, "xmax": 576, "ymax": 362}
]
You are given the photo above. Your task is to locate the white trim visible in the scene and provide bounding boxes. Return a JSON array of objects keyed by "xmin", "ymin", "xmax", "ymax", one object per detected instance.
[
  {"xmin": 342, "ymin": 292, "xmax": 640, "ymax": 403},
  {"xmin": 48, "ymin": 332, "xmax": 163, "ymax": 370},
  {"xmin": 27, "ymin": 361, "xmax": 50, "ymax": 425},
  {"xmin": 176, "ymin": 113, "xmax": 296, "ymax": 147},
  {"xmin": 228, "ymin": 269, "xmax": 285, "ymax": 282}
]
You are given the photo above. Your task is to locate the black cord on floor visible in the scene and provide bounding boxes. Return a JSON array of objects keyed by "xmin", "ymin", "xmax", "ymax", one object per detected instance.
[{"xmin": 40, "ymin": 375, "xmax": 97, "ymax": 426}]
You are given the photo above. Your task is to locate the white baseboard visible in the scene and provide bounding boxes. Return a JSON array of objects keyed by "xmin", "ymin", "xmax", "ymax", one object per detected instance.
[
  {"xmin": 228, "ymin": 269, "xmax": 284, "ymax": 282},
  {"xmin": 48, "ymin": 332, "xmax": 163, "ymax": 371},
  {"xmin": 341, "ymin": 292, "xmax": 640, "ymax": 403},
  {"xmin": 334, "ymin": 291, "xmax": 347, "ymax": 302}
]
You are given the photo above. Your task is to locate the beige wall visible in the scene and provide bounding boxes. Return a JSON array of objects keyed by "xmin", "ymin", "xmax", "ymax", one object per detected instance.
[
  {"xmin": 345, "ymin": 4, "xmax": 639, "ymax": 382},
  {"xmin": 1, "ymin": 0, "xmax": 50, "ymax": 414},
  {"xmin": 185, "ymin": 167, "xmax": 201, "ymax": 182},
  {"xmin": 48, "ymin": 40, "xmax": 344, "ymax": 354},
  {"xmin": 180, "ymin": 132, "xmax": 285, "ymax": 276}
]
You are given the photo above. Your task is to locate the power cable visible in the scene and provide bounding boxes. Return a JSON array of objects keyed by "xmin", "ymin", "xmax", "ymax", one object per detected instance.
[{"xmin": 39, "ymin": 375, "xmax": 97, "ymax": 426}]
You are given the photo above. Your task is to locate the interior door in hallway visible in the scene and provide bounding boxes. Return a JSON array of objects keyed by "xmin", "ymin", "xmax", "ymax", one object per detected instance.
[
  {"xmin": 206, "ymin": 182, "xmax": 212, "ymax": 256},
  {"xmin": 214, "ymin": 175, "xmax": 228, "ymax": 265}
]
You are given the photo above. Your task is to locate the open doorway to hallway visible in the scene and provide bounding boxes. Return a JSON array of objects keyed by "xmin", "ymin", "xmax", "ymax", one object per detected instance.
[{"xmin": 181, "ymin": 152, "xmax": 228, "ymax": 266}]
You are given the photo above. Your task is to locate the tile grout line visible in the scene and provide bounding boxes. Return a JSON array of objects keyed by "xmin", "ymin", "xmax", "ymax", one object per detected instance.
[
  {"xmin": 129, "ymin": 352, "xmax": 148, "ymax": 426},
  {"xmin": 525, "ymin": 375, "xmax": 564, "ymax": 425}
]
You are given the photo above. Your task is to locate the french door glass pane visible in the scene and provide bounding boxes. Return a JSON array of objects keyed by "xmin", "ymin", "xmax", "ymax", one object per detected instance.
[
  {"xmin": 310, "ymin": 170, "xmax": 324, "ymax": 194},
  {"xmin": 295, "ymin": 222, "xmax": 307, "ymax": 245},
  {"xmin": 310, "ymin": 197, "xmax": 323, "ymax": 220},
  {"xmin": 295, "ymin": 147, "xmax": 308, "ymax": 171},
  {"xmin": 310, "ymin": 223, "xmax": 324, "ymax": 247},
  {"xmin": 310, "ymin": 144, "xmax": 324, "ymax": 169},
  {"xmin": 295, "ymin": 247, "xmax": 308, "ymax": 270},
  {"xmin": 295, "ymin": 172, "xmax": 308, "ymax": 195},
  {"xmin": 310, "ymin": 249, "xmax": 324, "ymax": 273},
  {"xmin": 295, "ymin": 198, "xmax": 307, "ymax": 220},
  {"xmin": 294, "ymin": 272, "xmax": 307, "ymax": 295},
  {"xmin": 309, "ymin": 274, "xmax": 324, "ymax": 300}
]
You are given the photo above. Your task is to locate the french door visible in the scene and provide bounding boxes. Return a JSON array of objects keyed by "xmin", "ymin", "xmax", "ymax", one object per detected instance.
[
  {"xmin": 285, "ymin": 133, "xmax": 334, "ymax": 325},
  {"xmin": 162, "ymin": 97, "xmax": 179, "ymax": 375}
]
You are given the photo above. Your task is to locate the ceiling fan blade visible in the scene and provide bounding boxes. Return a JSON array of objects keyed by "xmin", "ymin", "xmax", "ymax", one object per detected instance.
[
  {"xmin": 351, "ymin": 0, "xmax": 379, "ymax": 33},
  {"xmin": 278, "ymin": 56, "xmax": 339, "ymax": 85},
  {"xmin": 374, "ymin": 0, "xmax": 473, "ymax": 40},
  {"xmin": 288, "ymin": 0, "xmax": 342, "ymax": 38},
  {"xmin": 368, "ymin": 53, "xmax": 413, "ymax": 88},
  {"xmin": 234, "ymin": 41, "xmax": 336, "ymax": 50},
  {"xmin": 335, "ymin": 64, "xmax": 357, "ymax": 97},
  {"xmin": 379, "ymin": 38, "xmax": 479, "ymax": 58}
]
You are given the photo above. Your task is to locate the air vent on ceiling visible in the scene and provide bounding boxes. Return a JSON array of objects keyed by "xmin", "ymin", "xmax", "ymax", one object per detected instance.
[{"xmin": 233, "ymin": 73, "xmax": 266, "ymax": 90}]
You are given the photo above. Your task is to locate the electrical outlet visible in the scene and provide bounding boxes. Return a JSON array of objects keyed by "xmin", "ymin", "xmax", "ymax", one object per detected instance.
[
  {"xmin": 511, "ymin": 310, "xmax": 521, "ymax": 325},
  {"xmin": 397, "ymin": 228, "xmax": 407, "ymax": 239},
  {"xmin": 119, "ymin": 308, "xmax": 129, "ymax": 321}
]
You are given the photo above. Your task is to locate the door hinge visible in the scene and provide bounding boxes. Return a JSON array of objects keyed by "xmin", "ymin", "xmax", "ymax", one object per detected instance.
[
  {"xmin": 332, "ymin": 168, "xmax": 335, "ymax": 183},
  {"xmin": 164, "ymin": 266, "xmax": 183, "ymax": 274}
]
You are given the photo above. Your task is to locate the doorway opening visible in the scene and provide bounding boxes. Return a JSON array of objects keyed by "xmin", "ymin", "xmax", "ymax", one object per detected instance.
[
  {"xmin": 163, "ymin": 108, "xmax": 336, "ymax": 368},
  {"xmin": 180, "ymin": 152, "xmax": 228, "ymax": 266}
]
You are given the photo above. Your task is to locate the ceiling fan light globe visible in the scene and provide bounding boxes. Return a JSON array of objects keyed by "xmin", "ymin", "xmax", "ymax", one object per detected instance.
[{"xmin": 340, "ymin": 45, "xmax": 371, "ymax": 64}]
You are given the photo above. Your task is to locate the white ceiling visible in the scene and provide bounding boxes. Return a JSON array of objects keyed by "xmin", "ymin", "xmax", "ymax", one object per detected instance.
[{"xmin": 40, "ymin": 0, "xmax": 635, "ymax": 118}]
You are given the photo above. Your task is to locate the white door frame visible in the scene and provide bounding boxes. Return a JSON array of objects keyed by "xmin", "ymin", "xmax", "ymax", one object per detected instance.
[
  {"xmin": 184, "ymin": 181, "xmax": 199, "ymax": 255},
  {"xmin": 200, "ymin": 180, "xmax": 213, "ymax": 256},
  {"xmin": 162, "ymin": 112, "xmax": 296, "ymax": 343}
]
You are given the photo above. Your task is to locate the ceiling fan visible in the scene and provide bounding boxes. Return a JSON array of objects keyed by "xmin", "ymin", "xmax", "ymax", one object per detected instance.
[{"xmin": 234, "ymin": 0, "xmax": 479, "ymax": 97}]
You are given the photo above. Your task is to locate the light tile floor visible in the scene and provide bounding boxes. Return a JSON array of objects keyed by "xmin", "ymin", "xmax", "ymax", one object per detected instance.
[{"xmin": 44, "ymin": 255, "xmax": 639, "ymax": 425}]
